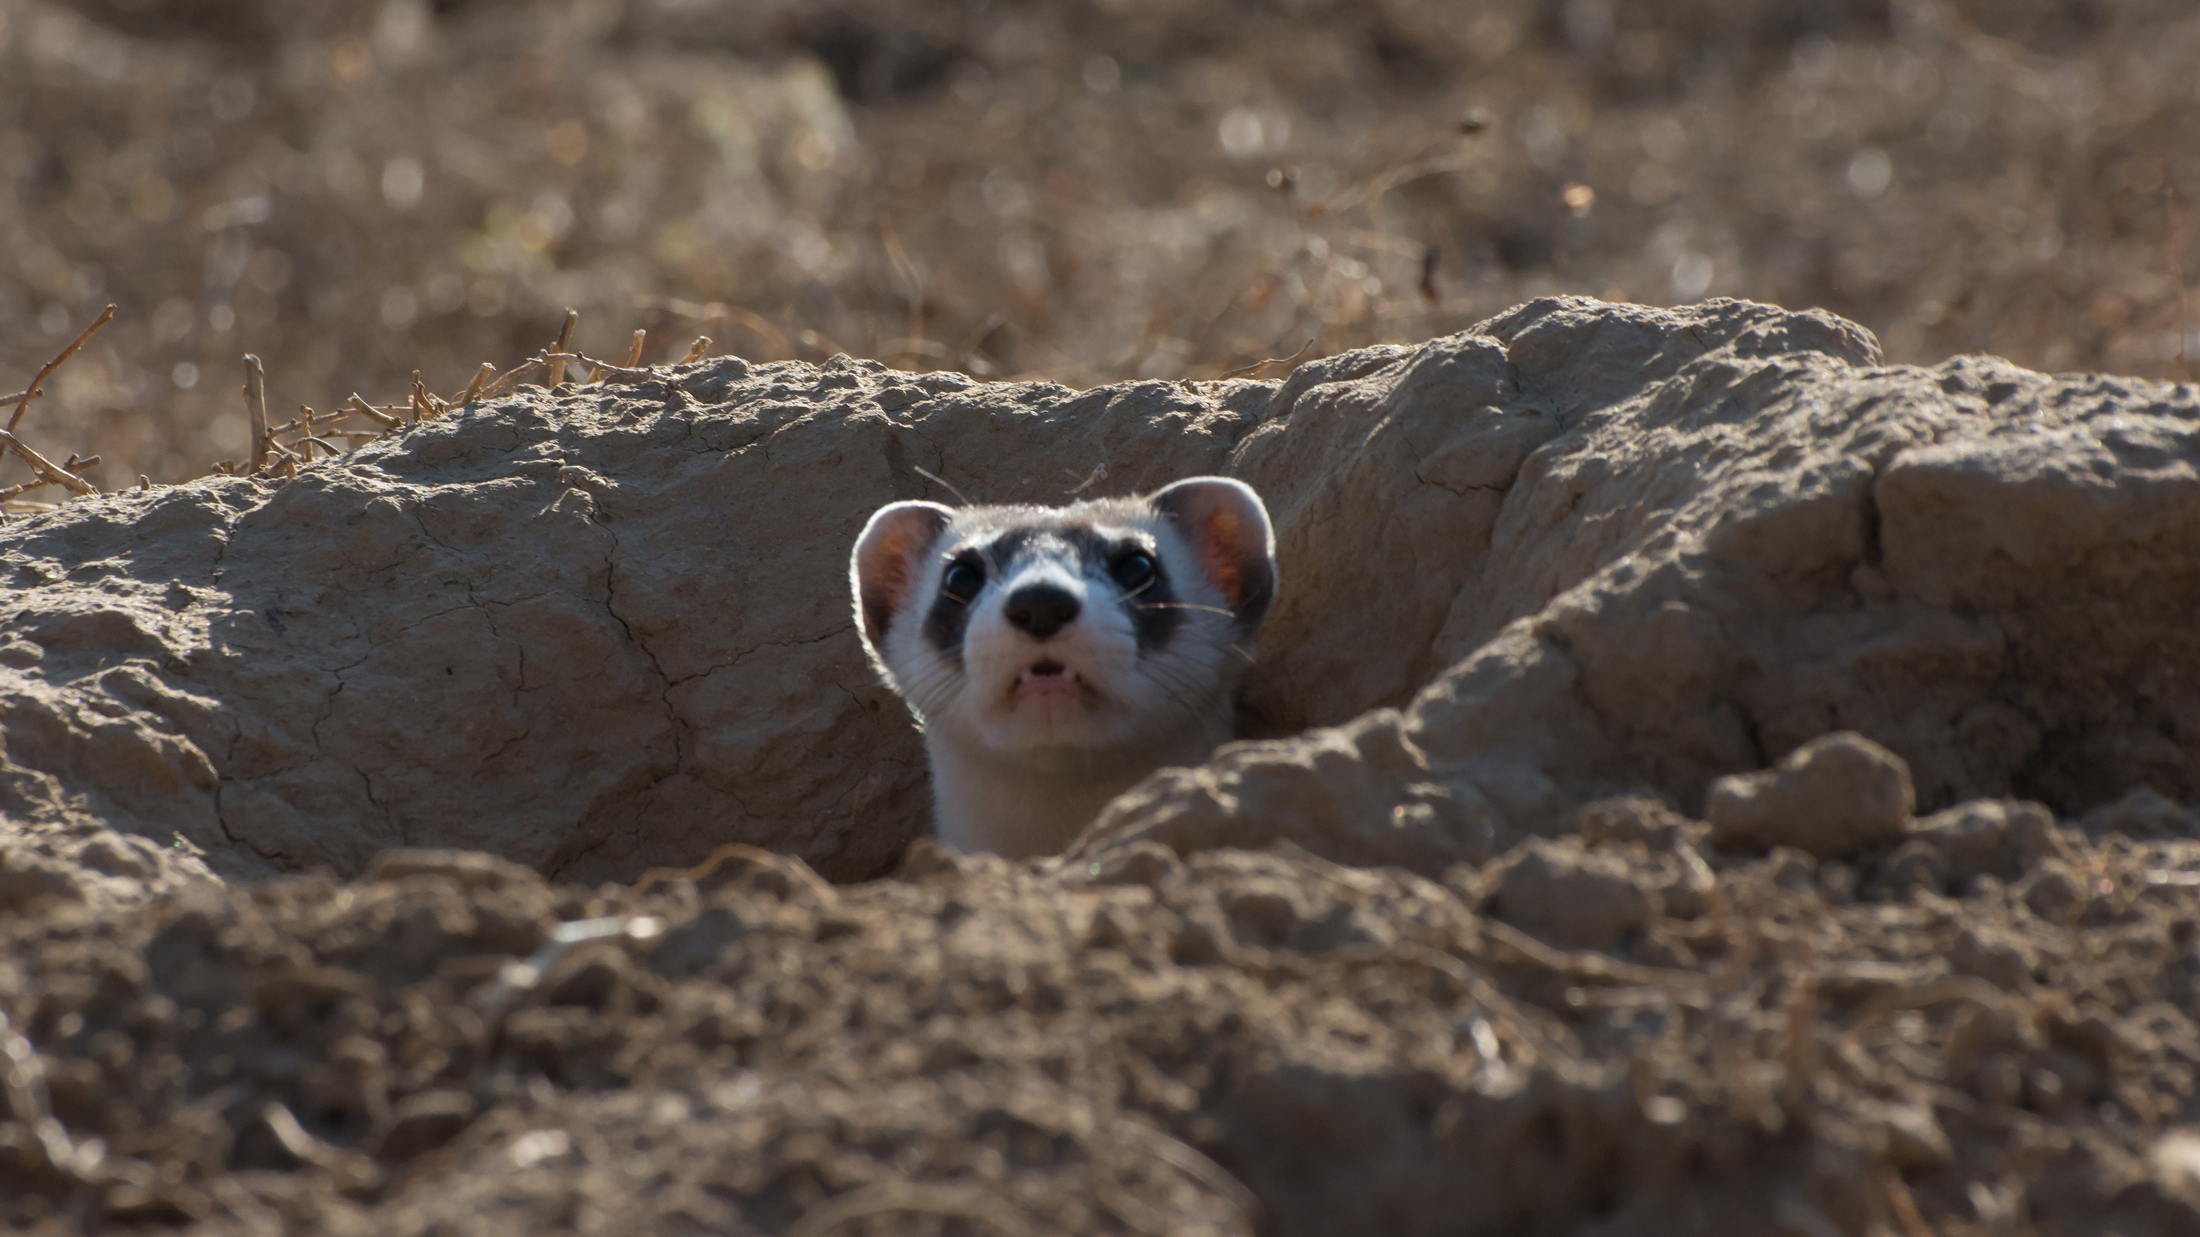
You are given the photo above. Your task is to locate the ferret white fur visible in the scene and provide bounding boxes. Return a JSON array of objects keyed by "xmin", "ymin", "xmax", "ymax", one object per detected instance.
[{"xmin": 850, "ymin": 477, "xmax": 1276, "ymax": 857}]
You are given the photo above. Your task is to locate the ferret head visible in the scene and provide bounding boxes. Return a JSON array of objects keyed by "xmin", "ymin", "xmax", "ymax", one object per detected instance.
[{"xmin": 851, "ymin": 477, "xmax": 1276, "ymax": 766}]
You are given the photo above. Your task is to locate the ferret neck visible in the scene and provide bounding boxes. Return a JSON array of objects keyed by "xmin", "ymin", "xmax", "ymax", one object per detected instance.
[{"xmin": 927, "ymin": 727, "xmax": 1212, "ymax": 858}]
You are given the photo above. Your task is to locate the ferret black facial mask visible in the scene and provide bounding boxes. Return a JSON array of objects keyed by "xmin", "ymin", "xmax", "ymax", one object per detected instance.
[{"xmin": 850, "ymin": 477, "xmax": 1277, "ymax": 857}]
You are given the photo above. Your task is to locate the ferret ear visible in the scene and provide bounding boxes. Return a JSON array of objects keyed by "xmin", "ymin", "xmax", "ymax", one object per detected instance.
[
  {"xmin": 1150, "ymin": 477, "xmax": 1276, "ymax": 634},
  {"xmin": 851, "ymin": 501, "xmax": 955, "ymax": 649}
]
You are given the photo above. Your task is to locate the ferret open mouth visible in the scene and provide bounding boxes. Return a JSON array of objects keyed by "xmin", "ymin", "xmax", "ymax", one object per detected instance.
[{"xmin": 1013, "ymin": 659, "xmax": 1088, "ymax": 702}]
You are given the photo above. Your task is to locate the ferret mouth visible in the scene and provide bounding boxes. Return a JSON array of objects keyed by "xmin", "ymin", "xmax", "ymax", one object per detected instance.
[{"xmin": 1011, "ymin": 658, "xmax": 1091, "ymax": 703}]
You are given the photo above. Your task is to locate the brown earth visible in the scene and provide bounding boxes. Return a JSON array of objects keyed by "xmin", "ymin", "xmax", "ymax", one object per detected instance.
[
  {"xmin": 4, "ymin": 0, "xmax": 2199, "ymax": 492},
  {"xmin": 3, "ymin": 297, "xmax": 2200, "ymax": 1233}
]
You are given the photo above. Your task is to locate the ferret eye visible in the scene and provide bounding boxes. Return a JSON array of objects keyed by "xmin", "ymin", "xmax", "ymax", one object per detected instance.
[
  {"xmin": 941, "ymin": 558, "xmax": 984, "ymax": 605},
  {"xmin": 1110, "ymin": 551, "xmax": 1157, "ymax": 592}
]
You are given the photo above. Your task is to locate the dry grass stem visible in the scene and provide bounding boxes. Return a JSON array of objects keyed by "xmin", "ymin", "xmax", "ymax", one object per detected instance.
[
  {"xmin": 1312, "ymin": 145, "xmax": 1480, "ymax": 220},
  {"xmin": 1219, "ymin": 338, "xmax": 1315, "ymax": 380},
  {"xmin": 460, "ymin": 363, "xmax": 497, "ymax": 405},
  {"xmin": 720, "ymin": 307, "xmax": 791, "ymax": 361},
  {"xmin": 623, "ymin": 329, "xmax": 647, "ymax": 368},
  {"xmin": 348, "ymin": 395, "xmax": 402, "ymax": 428},
  {"xmin": 1881, "ymin": 1168, "xmax": 1935, "ymax": 1237},
  {"xmin": 2, "ymin": 304, "xmax": 116, "ymax": 482},
  {"xmin": 879, "ymin": 212, "xmax": 926, "ymax": 363},
  {"xmin": 0, "ymin": 432, "xmax": 98, "ymax": 496},
  {"xmin": 242, "ymin": 355, "xmax": 270, "ymax": 475},
  {"xmin": 479, "ymin": 358, "xmax": 547, "ymax": 400},
  {"xmin": 681, "ymin": 336, "xmax": 712, "ymax": 364},
  {"xmin": 547, "ymin": 309, "xmax": 579, "ymax": 388},
  {"xmin": 540, "ymin": 350, "xmax": 671, "ymax": 385},
  {"xmin": 6, "ymin": 304, "xmax": 114, "ymax": 438}
]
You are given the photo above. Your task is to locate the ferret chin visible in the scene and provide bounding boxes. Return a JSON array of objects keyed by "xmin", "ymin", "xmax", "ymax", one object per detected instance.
[{"xmin": 850, "ymin": 477, "xmax": 1277, "ymax": 858}]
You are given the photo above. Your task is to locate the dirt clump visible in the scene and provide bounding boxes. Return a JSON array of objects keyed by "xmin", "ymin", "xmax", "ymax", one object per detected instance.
[{"xmin": 1706, "ymin": 731, "xmax": 1916, "ymax": 859}]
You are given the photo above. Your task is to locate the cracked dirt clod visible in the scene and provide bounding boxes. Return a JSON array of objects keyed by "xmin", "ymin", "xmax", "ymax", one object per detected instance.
[
  {"xmin": 0, "ymin": 296, "xmax": 2197, "ymax": 898},
  {"xmin": 1484, "ymin": 836, "xmax": 1660, "ymax": 950}
]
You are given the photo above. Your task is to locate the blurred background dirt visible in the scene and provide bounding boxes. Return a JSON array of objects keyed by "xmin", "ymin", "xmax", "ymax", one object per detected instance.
[{"xmin": 3, "ymin": 0, "xmax": 2198, "ymax": 491}]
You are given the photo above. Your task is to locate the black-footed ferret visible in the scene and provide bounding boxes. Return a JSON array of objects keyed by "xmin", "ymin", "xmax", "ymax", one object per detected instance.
[{"xmin": 851, "ymin": 477, "xmax": 1276, "ymax": 857}]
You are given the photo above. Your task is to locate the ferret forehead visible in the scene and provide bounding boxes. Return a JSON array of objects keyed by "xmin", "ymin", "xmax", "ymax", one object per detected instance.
[{"xmin": 941, "ymin": 504, "xmax": 1158, "ymax": 561}]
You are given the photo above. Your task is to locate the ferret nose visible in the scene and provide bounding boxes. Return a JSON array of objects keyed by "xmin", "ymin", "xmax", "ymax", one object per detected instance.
[{"xmin": 1002, "ymin": 584, "xmax": 1080, "ymax": 639}]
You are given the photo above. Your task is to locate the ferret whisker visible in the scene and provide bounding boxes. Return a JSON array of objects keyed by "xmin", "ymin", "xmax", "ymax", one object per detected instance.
[
  {"xmin": 911, "ymin": 464, "xmax": 973, "ymax": 507},
  {"xmin": 1144, "ymin": 661, "xmax": 1232, "ymax": 748},
  {"xmin": 1133, "ymin": 602, "xmax": 1237, "ymax": 619},
  {"xmin": 896, "ymin": 660, "xmax": 962, "ymax": 716}
]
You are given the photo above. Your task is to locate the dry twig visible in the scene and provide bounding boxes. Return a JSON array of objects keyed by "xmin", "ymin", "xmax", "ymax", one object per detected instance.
[
  {"xmin": 540, "ymin": 350, "xmax": 681, "ymax": 387},
  {"xmin": 243, "ymin": 355, "xmax": 270, "ymax": 473},
  {"xmin": 547, "ymin": 309, "xmax": 579, "ymax": 387},
  {"xmin": 348, "ymin": 394, "xmax": 403, "ymax": 428},
  {"xmin": 460, "ymin": 362, "xmax": 496, "ymax": 405},
  {"xmin": 7, "ymin": 304, "xmax": 113, "ymax": 439},
  {"xmin": 0, "ymin": 431, "xmax": 97, "ymax": 496},
  {"xmin": 3, "ymin": 304, "xmax": 115, "ymax": 481},
  {"xmin": 478, "ymin": 357, "xmax": 546, "ymax": 400},
  {"xmin": 1218, "ymin": 338, "xmax": 1315, "ymax": 380}
]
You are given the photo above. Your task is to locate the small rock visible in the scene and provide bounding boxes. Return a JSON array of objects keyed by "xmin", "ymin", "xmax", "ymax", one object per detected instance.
[
  {"xmin": 1951, "ymin": 923, "xmax": 2037, "ymax": 991},
  {"xmin": 1576, "ymin": 795, "xmax": 1698, "ymax": 850},
  {"xmin": 2021, "ymin": 862, "xmax": 2086, "ymax": 922},
  {"xmin": 1080, "ymin": 841, "xmax": 1184, "ymax": 891},
  {"xmin": 1706, "ymin": 732, "xmax": 1914, "ymax": 859},
  {"xmin": 78, "ymin": 834, "xmax": 155, "ymax": 880},
  {"xmin": 1908, "ymin": 799, "xmax": 2063, "ymax": 885},
  {"xmin": 2079, "ymin": 787, "xmax": 2195, "ymax": 841},
  {"xmin": 1488, "ymin": 837, "xmax": 1659, "ymax": 950},
  {"xmin": 0, "ymin": 841, "xmax": 86, "ymax": 911},
  {"xmin": 1874, "ymin": 838, "xmax": 1950, "ymax": 899}
]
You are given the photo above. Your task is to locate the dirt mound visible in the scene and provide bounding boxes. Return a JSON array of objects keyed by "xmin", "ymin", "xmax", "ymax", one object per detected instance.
[
  {"xmin": 5, "ymin": 297, "xmax": 2200, "ymax": 1232},
  {"xmin": 8, "ymin": 790, "xmax": 2200, "ymax": 1234},
  {"xmin": 6, "ymin": 296, "xmax": 2194, "ymax": 897},
  {"xmin": 1086, "ymin": 298, "xmax": 2200, "ymax": 873}
]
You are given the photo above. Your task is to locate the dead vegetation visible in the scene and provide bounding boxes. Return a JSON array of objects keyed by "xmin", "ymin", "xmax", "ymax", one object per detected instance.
[{"xmin": 2, "ymin": 0, "xmax": 2197, "ymax": 495}]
